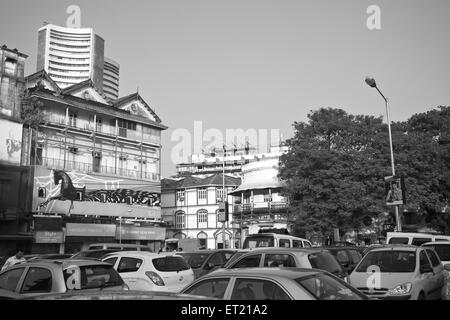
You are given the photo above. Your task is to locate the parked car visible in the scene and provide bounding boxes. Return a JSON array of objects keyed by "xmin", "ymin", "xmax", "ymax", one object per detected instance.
[
  {"xmin": 243, "ymin": 233, "xmax": 312, "ymax": 249},
  {"xmin": 102, "ymin": 251, "xmax": 194, "ymax": 292},
  {"xmin": 220, "ymin": 247, "xmax": 347, "ymax": 280},
  {"xmin": 319, "ymin": 246, "xmax": 363, "ymax": 274},
  {"xmin": 71, "ymin": 249, "xmax": 122, "ymax": 260},
  {"xmin": 23, "ymin": 290, "xmax": 215, "ymax": 300},
  {"xmin": 88, "ymin": 243, "xmax": 152, "ymax": 251},
  {"xmin": 348, "ymin": 245, "xmax": 445, "ymax": 300},
  {"xmin": 386, "ymin": 232, "xmax": 450, "ymax": 246},
  {"xmin": 222, "ymin": 250, "xmax": 251, "ymax": 268},
  {"xmin": 23, "ymin": 254, "xmax": 73, "ymax": 261},
  {"xmin": 421, "ymin": 241, "xmax": 450, "ymax": 300},
  {"xmin": 180, "ymin": 267, "xmax": 368, "ymax": 300},
  {"xmin": 0, "ymin": 259, "xmax": 127, "ymax": 298},
  {"xmin": 179, "ymin": 250, "xmax": 238, "ymax": 279}
]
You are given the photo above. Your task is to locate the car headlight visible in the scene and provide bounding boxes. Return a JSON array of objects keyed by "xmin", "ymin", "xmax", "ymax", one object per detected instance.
[{"xmin": 387, "ymin": 283, "xmax": 412, "ymax": 295}]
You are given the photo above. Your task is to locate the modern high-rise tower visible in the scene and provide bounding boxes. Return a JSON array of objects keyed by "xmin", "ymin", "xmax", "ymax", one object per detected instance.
[
  {"xmin": 103, "ymin": 57, "xmax": 120, "ymax": 101},
  {"xmin": 36, "ymin": 24, "xmax": 104, "ymax": 90}
]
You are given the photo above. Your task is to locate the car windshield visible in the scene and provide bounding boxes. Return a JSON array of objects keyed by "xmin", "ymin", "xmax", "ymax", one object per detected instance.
[
  {"xmin": 295, "ymin": 273, "xmax": 365, "ymax": 300},
  {"xmin": 423, "ymin": 244, "xmax": 450, "ymax": 261},
  {"xmin": 355, "ymin": 250, "xmax": 416, "ymax": 273},
  {"xmin": 180, "ymin": 253, "xmax": 210, "ymax": 269},
  {"xmin": 308, "ymin": 252, "xmax": 343, "ymax": 275},
  {"xmin": 152, "ymin": 256, "xmax": 191, "ymax": 272},
  {"xmin": 243, "ymin": 236, "xmax": 274, "ymax": 249},
  {"xmin": 63, "ymin": 264, "xmax": 123, "ymax": 290}
]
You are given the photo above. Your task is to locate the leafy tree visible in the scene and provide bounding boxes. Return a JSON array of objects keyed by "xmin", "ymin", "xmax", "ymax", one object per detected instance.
[{"xmin": 20, "ymin": 95, "xmax": 45, "ymax": 165}]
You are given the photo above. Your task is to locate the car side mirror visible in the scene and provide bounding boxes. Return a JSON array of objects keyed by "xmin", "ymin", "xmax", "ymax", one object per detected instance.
[
  {"xmin": 444, "ymin": 264, "xmax": 450, "ymax": 272},
  {"xmin": 420, "ymin": 265, "xmax": 433, "ymax": 274}
]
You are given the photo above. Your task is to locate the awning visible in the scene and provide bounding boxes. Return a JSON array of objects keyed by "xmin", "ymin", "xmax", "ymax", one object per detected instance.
[{"xmin": 229, "ymin": 181, "xmax": 284, "ymax": 195}]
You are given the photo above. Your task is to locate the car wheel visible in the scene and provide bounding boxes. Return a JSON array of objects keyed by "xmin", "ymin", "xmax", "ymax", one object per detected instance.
[{"xmin": 417, "ymin": 292, "xmax": 426, "ymax": 300}]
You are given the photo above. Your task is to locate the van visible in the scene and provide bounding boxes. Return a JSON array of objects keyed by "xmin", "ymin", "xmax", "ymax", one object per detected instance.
[
  {"xmin": 242, "ymin": 233, "xmax": 312, "ymax": 249},
  {"xmin": 387, "ymin": 232, "xmax": 450, "ymax": 246},
  {"xmin": 88, "ymin": 243, "xmax": 152, "ymax": 251}
]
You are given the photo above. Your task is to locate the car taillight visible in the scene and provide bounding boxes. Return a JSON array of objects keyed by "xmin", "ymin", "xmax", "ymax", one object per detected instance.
[{"xmin": 145, "ymin": 271, "xmax": 165, "ymax": 286}]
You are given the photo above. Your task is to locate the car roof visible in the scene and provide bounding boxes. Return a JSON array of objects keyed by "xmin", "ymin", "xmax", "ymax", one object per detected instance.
[
  {"xmin": 202, "ymin": 267, "xmax": 324, "ymax": 279},
  {"xmin": 88, "ymin": 243, "xmax": 149, "ymax": 248},
  {"xmin": 247, "ymin": 233, "xmax": 308, "ymax": 239},
  {"xmin": 367, "ymin": 244, "xmax": 419, "ymax": 252},
  {"xmin": 103, "ymin": 251, "xmax": 177, "ymax": 258},
  {"xmin": 180, "ymin": 249, "xmax": 238, "ymax": 254},
  {"xmin": 318, "ymin": 246, "xmax": 360, "ymax": 250},
  {"xmin": 13, "ymin": 259, "xmax": 113, "ymax": 269},
  {"xmin": 422, "ymin": 241, "xmax": 450, "ymax": 246},
  {"xmin": 243, "ymin": 247, "xmax": 327, "ymax": 254}
]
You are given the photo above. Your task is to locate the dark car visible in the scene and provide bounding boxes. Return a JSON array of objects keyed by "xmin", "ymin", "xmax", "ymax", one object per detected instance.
[
  {"xmin": 320, "ymin": 247, "xmax": 363, "ymax": 274},
  {"xmin": 179, "ymin": 250, "xmax": 238, "ymax": 279},
  {"xmin": 70, "ymin": 249, "xmax": 122, "ymax": 260}
]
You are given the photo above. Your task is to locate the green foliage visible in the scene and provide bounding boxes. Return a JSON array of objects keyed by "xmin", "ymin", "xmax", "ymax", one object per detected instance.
[
  {"xmin": 21, "ymin": 96, "xmax": 45, "ymax": 128},
  {"xmin": 280, "ymin": 107, "xmax": 450, "ymax": 236}
]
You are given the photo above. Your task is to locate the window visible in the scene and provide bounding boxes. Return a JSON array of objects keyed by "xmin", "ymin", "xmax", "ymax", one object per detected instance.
[
  {"xmin": 176, "ymin": 191, "xmax": 185, "ymax": 202},
  {"xmin": 423, "ymin": 244, "xmax": 450, "ymax": 261},
  {"xmin": 412, "ymin": 238, "xmax": 432, "ymax": 246},
  {"xmin": 102, "ymin": 257, "xmax": 118, "ymax": 266},
  {"xmin": 308, "ymin": 252, "xmax": 343, "ymax": 275},
  {"xmin": 419, "ymin": 251, "xmax": 431, "ymax": 270},
  {"xmin": 296, "ymin": 273, "xmax": 364, "ymax": 300},
  {"xmin": 38, "ymin": 187, "xmax": 46, "ymax": 198},
  {"xmin": 263, "ymin": 254, "xmax": 296, "ymax": 268},
  {"xmin": 0, "ymin": 268, "xmax": 25, "ymax": 291},
  {"xmin": 292, "ymin": 240, "xmax": 303, "ymax": 248},
  {"xmin": 197, "ymin": 210, "xmax": 208, "ymax": 224},
  {"xmin": 356, "ymin": 251, "xmax": 416, "ymax": 273},
  {"xmin": 231, "ymin": 254, "xmax": 261, "ymax": 268},
  {"xmin": 426, "ymin": 250, "xmax": 441, "ymax": 267},
  {"xmin": 20, "ymin": 268, "xmax": 52, "ymax": 293},
  {"xmin": 243, "ymin": 236, "xmax": 274, "ymax": 249},
  {"xmin": 388, "ymin": 237, "xmax": 409, "ymax": 244},
  {"xmin": 216, "ymin": 188, "xmax": 226, "ymax": 202},
  {"xmin": 208, "ymin": 253, "xmax": 225, "ymax": 267},
  {"xmin": 198, "ymin": 188, "xmax": 207, "ymax": 200},
  {"xmin": 69, "ymin": 113, "xmax": 77, "ymax": 127},
  {"xmin": 117, "ymin": 257, "xmax": 143, "ymax": 273},
  {"xmin": 264, "ymin": 194, "xmax": 272, "ymax": 202},
  {"xmin": 230, "ymin": 278, "xmax": 290, "ymax": 300},
  {"xmin": 63, "ymin": 265, "xmax": 122, "ymax": 290},
  {"xmin": 183, "ymin": 278, "xmax": 230, "ymax": 299},
  {"xmin": 279, "ymin": 239, "xmax": 290, "ymax": 248},
  {"xmin": 175, "ymin": 211, "xmax": 186, "ymax": 229},
  {"xmin": 303, "ymin": 241, "xmax": 312, "ymax": 247},
  {"xmin": 180, "ymin": 253, "xmax": 210, "ymax": 269},
  {"xmin": 348, "ymin": 250, "xmax": 362, "ymax": 264},
  {"xmin": 152, "ymin": 256, "xmax": 190, "ymax": 272}
]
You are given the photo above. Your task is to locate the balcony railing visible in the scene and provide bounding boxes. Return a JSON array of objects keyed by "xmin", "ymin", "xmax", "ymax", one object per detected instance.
[
  {"xmin": 232, "ymin": 202, "xmax": 289, "ymax": 215},
  {"xmin": 40, "ymin": 157, "xmax": 160, "ymax": 182}
]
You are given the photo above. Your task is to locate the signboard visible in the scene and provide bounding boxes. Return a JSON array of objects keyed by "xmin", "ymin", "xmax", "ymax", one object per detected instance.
[
  {"xmin": 116, "ymin": 226, "xmax": 166, "ymax": 241},
  {"xmin": 35, "ymin": 231, "xmax": 64, "ymax": 243},
  {"xmin": 218, "ymin": 201, "xmax": 229, "ymax": 222},
  {"xmin": 65, "ymin": 223, "xmax": 116, "ymax": 237},
  {"xmin": 384, "ymin": 176, "xmax": 406, "ymax": 206},
  {"xmin": 0, "ymin": 118, "xmax": 22, "ymax": 165}
]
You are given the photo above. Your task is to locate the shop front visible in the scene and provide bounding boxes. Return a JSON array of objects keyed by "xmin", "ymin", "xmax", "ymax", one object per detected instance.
[
  {"xmin": 65, "ymin": 223, "xmax": 117, "ymax": 253},
  {"xmin": 116, "ymin": 225, "xmax": 166, "ymax": 252},
  {"xmin": 33, "ymin": 231, "xmax": 64, "ymax": 254}
]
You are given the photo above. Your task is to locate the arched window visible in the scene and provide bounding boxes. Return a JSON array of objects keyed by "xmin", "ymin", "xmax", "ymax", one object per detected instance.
[
  {"xmin": 197, "ymin": 209, "xmax": 208, "ymax": 224},
  {"xmin": 175, "ymin": 211, "xmax": 186, "ymax": 229},
  {"xmin": 197, "ymin": 231, "xmax": 208, "ymax": 249}
]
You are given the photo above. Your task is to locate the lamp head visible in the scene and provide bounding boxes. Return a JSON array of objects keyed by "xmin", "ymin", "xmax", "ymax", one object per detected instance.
[{"xmin": 365, "ymin": 76, "xmax": 377, "ymax": 88}]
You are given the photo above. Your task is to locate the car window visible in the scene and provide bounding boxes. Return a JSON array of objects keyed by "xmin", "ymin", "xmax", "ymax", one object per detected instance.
[
  {"xmin": 222, "ymin": 252, "xmax": 235, "ymax": 262},
  {"xmin": 435, "ymin": 239, "xmax": 449, "ymax": 242},
  {"xmin": 426, "ymin": 249, "xmax": 440, "ymax": 267},
  {"xmin": 152, "ymin": 256, "xmax": 190, "ymax": 272},
  {"xmin": 140, "ymin": 247, "xmax": 152, "ymax": 252},
  {"xmin": 279, "ymin": 239, "xmax": 290, "ymax": 248},
  {"xmin": 292, "ymin": 240, "xmax": 303, "ymax": 248},
  {"xmin": 388, "ymin": 237, "xmax": 409, "ymax": 244},
  {"xmin": 180, "ymin": 253, "xmax": 210, "ymax": 269},
  {"xmin": 419, "ymin": 251, "xmax": 431, "ymax": 269},
  {"xmin": 356, "ymin": 251, "xmax": 416, "ymax": 273},
  {"xmin": 209, "ymin": 253, "xmax": 225, "ymax": 267},
  {"xmin": 423, "ymin": 244, "xmax": 450, "ymax": 261},
  {"xmin": 0, "ymin": 267, "xmax": 25, "ymax": 291},
  {"xmin": 63, "ymin": 265, "xmax": 123, "ymax": 290},
  {"xmin": 243, "ymin": 236, "xmax": 274, "ymax": 249},
  {"xmin": 183, "ymin": 278, "xmax": 230, "ymax": 299},
  {"xmin": 263, "ymin": 254, "xmax": 296, "ymax": 267},
  {"xmin": 230, "ymin": 254, "xmax": 262, "ymax": 268},
  {"xmin": 412, "ymin": 238, "xmax": 432, "ymax": 246},
  {"xmin": 335, "ymin": 251, "xmax": 350, "ymax": 264},
  {"xmin": 303, "ymin": 241, "xmax": 312, "ymax": 248},
  {"xmin": 117, "ymin": 257, "xmax": 143, "ymax": 273},
  {"xmin": 230, "ymin": 278, "xmax": 290, "ymax": 300},
  {"xmin": 89, "ymin": 246, "xmax": 103, "ymax": 250},
  {"xmin": 103, "ymin": 257, "xmax": 118, "ymax": 266},
  {"xmin": 308, "ymin": 252, "xmax": 343, "ymax": 274},
  {"xmin": 20, "ymin": 267, "xmax": 52, "ymax": 293},
  {"xmin": 296, "ymin": 273, "xmax": 364, "ymax": 300},
  {"xmin": 348, "ymin": 250, "xmax": 362, "ymax": 264}
]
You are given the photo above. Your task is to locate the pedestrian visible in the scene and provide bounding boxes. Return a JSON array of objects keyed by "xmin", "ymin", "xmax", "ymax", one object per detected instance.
[{"xmin": 1, "ymin": 249, "xmax": 26, "ymax": 271}]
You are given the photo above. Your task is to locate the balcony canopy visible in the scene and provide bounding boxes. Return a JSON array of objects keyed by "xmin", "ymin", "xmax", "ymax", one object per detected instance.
[{"xmin": 228, "ymin": 180, "xmax": 284, "ymax": 195}]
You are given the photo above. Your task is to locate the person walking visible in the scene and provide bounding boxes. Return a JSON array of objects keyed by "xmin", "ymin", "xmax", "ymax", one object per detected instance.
[{"xmin": 1, "ymin": 250, "xmax": 26, "ymax": 271}]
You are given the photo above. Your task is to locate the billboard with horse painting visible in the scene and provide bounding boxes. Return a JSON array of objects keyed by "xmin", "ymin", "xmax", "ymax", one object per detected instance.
[{"xmin": 0, "ymin": 118, "xmax": 22, "ymax": 165}]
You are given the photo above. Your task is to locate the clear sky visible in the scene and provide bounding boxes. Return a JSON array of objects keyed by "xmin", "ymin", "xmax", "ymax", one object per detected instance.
[{"xmin": 1, "ymin": 0, "xmax": 449, "ymax": 177}]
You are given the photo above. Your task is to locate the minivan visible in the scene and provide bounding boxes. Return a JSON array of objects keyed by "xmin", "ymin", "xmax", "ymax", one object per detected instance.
[
  {"xmin": 242, "ymin": 233, "xmax": 312, "ymax": 249},
  {"xmin": 387, "ymin": 232, "xmax": 450, "ymax": 246},
  {"xmin": 88, "ymin": 243, "xmax": 152, "ymax": 251}
]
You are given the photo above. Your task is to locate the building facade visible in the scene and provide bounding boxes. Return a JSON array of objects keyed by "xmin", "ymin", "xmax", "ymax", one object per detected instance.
[
  {"xmin": 161, "ymin": 174, "xmax": 241, "ymax": 249},
  {"xmin": 103, "ymin": 57, "xmax": 120, "ymax": 101},
  {"xmin": 22, "ymin": 70, "xmax": 167, "ymax": 253},
  {"xmin": 229, "ymin": 157, "xmax": 293, "ymax": 247},
  {"xmin": 36, "ymin": 24, "xmax": 105, "ymax": 90}
]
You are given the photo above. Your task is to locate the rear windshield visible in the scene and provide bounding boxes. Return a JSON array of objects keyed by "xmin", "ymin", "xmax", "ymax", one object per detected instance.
[
  {"xmin": 308, "ymin": 252, "xmax": 343, "ymax": 275},
  {"xmin": 63, "ymin": 265, "xmax": 123, "ymax": 290},
  {"xmin": 388, "ymin": 237, "xmax": 409, "ymax": 244},
  {"xmin": 356, "ymin": 251, "xmax": 416, "ymax": 273},
  {"xmin": 152, "ymin": 256, "xmax": 191, "ymax": 272},
  {"xmin": 423, "ymin": 244, "xmax": 450, "ymax": 261},
  {"xmin": 180, "ymin": 253, "xmax": 210, "ymax": 269},
  {"xmin": 243, "ymin": 236, "xmax": 274, "ymax": 249}
]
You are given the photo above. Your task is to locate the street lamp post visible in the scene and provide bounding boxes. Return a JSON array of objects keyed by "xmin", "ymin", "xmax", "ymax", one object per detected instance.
[{"xmin": 365, "ymin": 76, "xmax": 402, "ymax": 232}]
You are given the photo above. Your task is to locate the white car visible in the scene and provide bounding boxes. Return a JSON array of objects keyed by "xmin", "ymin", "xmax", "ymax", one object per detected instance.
[
  {"xmin": 422, "ymin": 241, "xmax": 450, "ymax": 299},
  {"xmin": 102, "ymin": 251, "xmax": 194, "ymax": 292}
]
